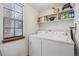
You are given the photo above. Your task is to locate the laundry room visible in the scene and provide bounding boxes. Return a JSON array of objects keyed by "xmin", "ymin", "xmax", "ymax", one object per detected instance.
[{"xmin": 0, "ymin": 3, "xmax": 79, "ymax": 56}]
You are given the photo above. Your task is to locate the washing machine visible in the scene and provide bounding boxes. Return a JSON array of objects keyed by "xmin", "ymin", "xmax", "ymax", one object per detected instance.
[{"xmin": 29, "ymin": 31, "xmax": 74, "ymax": 56}]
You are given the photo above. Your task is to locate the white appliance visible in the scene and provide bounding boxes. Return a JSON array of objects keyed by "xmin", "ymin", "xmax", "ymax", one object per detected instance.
[{"xmin": 29, "ymin": 31, "xmax": 74, "ymax": 56}]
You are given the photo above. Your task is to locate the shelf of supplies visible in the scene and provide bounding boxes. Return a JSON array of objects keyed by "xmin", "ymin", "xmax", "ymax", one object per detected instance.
[
  {"xmin": 38, "ymin": 8, "xmax": 75, "ymax": 24},
  {"xmin": 38, "ymin": 18, "xmax": 75, "ymax": 24},
  {"xmin": 44, "ymin": 8, "xmax": 74, "ymax": 17},
  {"xmin": 60, "ymin": 8, "xmax": 74, "ymax": 13}
]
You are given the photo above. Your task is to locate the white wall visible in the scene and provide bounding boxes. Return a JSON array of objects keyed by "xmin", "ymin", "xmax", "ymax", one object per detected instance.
[
  {"xmin": 0, "ymin": 39, "xmax": 27, "ymax": 56},
  {"xmin": 0, "ymin": 4, "xmax": 3, "ymax": 56},
  {"xmin": 74, "ymin": 3, "xmax": 79, "ymax": 55},
  {"xmin": 39, "ymin": 21, "xmax": 74, "ymax": 31},
  {"xmin": 0, "ymin": 4, "xmax": 3, "ymax": 45},
  {"xmin": 23, "ymin": 4, "xmax": 39, "ymax": 35},
  {"xmin": 39, "ymin": 9, "xmax": 54, "ymax": 17}
]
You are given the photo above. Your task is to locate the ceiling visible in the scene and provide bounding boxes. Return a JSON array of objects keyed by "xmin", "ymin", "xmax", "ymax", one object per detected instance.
[{"xmin": 27, "ymin": 3, "xmax": 65, "ymax": 12}]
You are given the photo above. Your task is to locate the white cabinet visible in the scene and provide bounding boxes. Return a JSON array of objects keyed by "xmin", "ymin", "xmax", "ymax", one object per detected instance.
[
  {"xmin": 42, "ymin": 39, "xmax": 74, "ymax": 56},
  {"xmin": 29, "ymin": 37, "xmax": 74, "ymax": 56},
  {"xmin": 29, "ymin": 37, "xmax": 41, "ymax": 56}
]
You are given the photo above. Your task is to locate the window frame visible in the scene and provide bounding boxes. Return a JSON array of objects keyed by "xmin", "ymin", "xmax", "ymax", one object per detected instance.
[{"xmin": 3, "ymin": 3, "xmax": 24, "ymax": 43}]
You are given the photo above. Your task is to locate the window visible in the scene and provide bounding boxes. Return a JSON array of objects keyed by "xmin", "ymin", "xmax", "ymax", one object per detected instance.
[{"xmin": 3, "ymin": 3, "xmax": 24, "ymax": 42}]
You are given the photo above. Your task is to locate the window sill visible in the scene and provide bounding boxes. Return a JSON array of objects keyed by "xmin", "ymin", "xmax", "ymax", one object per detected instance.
[{"xmin": 2, "ymin": 36, "xmax": 25, "ymax": 43}]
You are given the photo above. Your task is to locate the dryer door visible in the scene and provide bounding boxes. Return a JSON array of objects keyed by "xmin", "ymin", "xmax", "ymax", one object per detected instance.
[{"xmin": 29, "ymin": 37, "xmax": 42, "ymax": 56}]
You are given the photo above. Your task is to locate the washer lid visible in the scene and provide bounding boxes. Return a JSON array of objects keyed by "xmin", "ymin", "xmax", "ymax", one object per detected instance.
[{"xmin": 29, "ymin": 34, "xmax": 74, "ymax": 45}]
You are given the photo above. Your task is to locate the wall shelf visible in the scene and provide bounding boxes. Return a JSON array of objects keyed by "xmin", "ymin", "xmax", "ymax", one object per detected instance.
[
  {"xmin": 38, "ymin": 19, "xmax": 74, "ymax": 24},
  {"xmin": 37, "ymin": 8, "xmax": 75, "ymax": 24}
]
